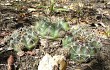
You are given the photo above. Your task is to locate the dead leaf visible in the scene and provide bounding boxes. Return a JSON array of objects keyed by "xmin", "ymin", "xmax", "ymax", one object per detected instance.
[
  {"xmin": 98, "ymin": 22, "xmax": 106, "ymax": 27},
  {"xmin": 38, "ymin": 53, "xmax": 56, "ymax": 70},
  {"xmin": 7, "ymin": 55, "xmax": 14, "ymax": 70},
  {"xmin": 0, "ymin": 31, "xmax": 10, "ymax": 37},
  {"xmin": 0, "ymin": 39, "xmax": 5, "ymax": 45},
  {"xmin": 53, "ymin": 55, "xmax": 67, "ymax": 70},
  {"xmin": 38, "ymin": 54, "xmax": 67, "ymax": 70},
  {"xmin": 26, "ymin": 51, "xmax": 36, "ymax": 56}
]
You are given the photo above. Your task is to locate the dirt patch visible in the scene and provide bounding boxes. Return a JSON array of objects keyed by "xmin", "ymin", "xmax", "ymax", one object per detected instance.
[{"xmin": 0, "ymin": 0, "xmax": 110, "ymax": 70}]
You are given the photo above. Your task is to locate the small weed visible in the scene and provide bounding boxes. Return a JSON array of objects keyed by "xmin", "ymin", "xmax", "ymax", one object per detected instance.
[{"xmin": 50, "ymin": 0, "xmax": 55, "ymax": 13}]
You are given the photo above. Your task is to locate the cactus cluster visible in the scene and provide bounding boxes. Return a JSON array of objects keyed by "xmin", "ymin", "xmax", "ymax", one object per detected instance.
[
  {"xmin": 5, "ymin": 17, "xmax": 102, "ymax": 63},
  {"xmin": 5, "ymin": 18, "xmax": 69, "ymax": 51}
]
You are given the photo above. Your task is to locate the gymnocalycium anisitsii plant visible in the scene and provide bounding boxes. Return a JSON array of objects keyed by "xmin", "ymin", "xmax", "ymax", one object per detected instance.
[
  {"xmin": 5, "ymin": 18, "xmax": 69, "ymax": 52},
  {"xmin": 7, "ymin": 26, "xmax": 39, "ymax": 52},
  {"xmin": 62, "ymin": 26, "xmax": 102, "ymax": 62},
  {"xmin": 62, "ymin": 35, "xmax": 102, "ymax": 62},
  {"xmin": 34, "ymin": 18, "xmax": 69, "ymax": 39},
  {"xmin": 5, "ymin": 17, "xmax": 102, "ymax": 63}
]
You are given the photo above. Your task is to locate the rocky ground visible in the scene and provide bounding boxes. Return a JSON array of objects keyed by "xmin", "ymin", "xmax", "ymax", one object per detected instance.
[{"xmin": 0, "ymin": 0, "xmax": 110, "ymax": 70}]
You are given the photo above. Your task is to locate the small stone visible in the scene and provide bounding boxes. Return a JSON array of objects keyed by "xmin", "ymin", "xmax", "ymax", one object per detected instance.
[
  {"xmin": 38, "ymin": 54, "xmax": 67, "ymax": 70},
  {"xmin": 40, "ymin": 39, "xmax": 48, "ymax": 47},
  {"xmin": 106, "ymin": 1, "xmax": 110, "ymax": 8},
  {"xmin": 38, "ymin": 53, "xmax": 57, "ymax": 70},
  {"xmin": 28, "ymin": 8, "xmax": 36, "ymax": 12},
  {"xmin": 0, "ymin": 48, "xmax": 3, "ymax": 51},
  {"xmin": 53, "ymin": 55, "xmax": 67, "ymax": 70},
  {"xmin": 7, "ymin": 47, "xmax": 13, "ymax": 51},
  {"xmin": 75, "ymin": 69, "xmax": 81, "ymax": 70},
  {"xmin": 17, "ymin": 51, "xmax": 25, "ymax": 57},
  {"xmin": 26, "ymin": 51, "xmax": 36, "ymax": 56}
]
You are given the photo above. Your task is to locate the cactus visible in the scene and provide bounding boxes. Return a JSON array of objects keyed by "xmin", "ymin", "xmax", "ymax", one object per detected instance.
[
  {"xmin": 4, "ymin": 16, "xmax": 102, "ymax": 63},
  {"xmin": 62, "ymin": 25, "xmax": 102, "ymax": 62},
  {"xmin": 5, "ymin": 17, "xmax": 69, "ymax": 52},
  {"xmin": 58, "ymin": 19, "xmax": 69, "ymax": 31},
  {"xmin": 6, "ymin": 26, "xmax": 39, "ymax": 52},
  {"xmin": 48, "ymin": 25, "xmax": 60, "ymax": 39},
  {"xmin": 62, "ymin": 36, "xmax": 73, "ymax": 48},
  {"xmin": 35, "ymin": 21, "xmax": 49, "ymax": 38},
  {"xmin": 62, "ymin": 35, "xmax": 101, "ymax": 62},
  {"xmin": 34, "ymin": 18, "xmax": 69, "ymax": 39},
  {"xmin": 70, "ymin": 41, "xmax": 101, "ymax": 62}
]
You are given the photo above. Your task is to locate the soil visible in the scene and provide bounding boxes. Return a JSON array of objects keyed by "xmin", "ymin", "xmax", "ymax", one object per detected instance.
[{"xmin": 0, "ymin": 0, "xmax": 110, "ymax": 70}]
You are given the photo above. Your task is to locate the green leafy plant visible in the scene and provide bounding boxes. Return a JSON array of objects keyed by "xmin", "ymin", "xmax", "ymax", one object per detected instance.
[
  {"xmin": 49, "ymin": 0, "xmax": 69, "ymax": 13},
  {"xmin": 50, "ymin": 0, "xmax": 55, "ymax": 13}
]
